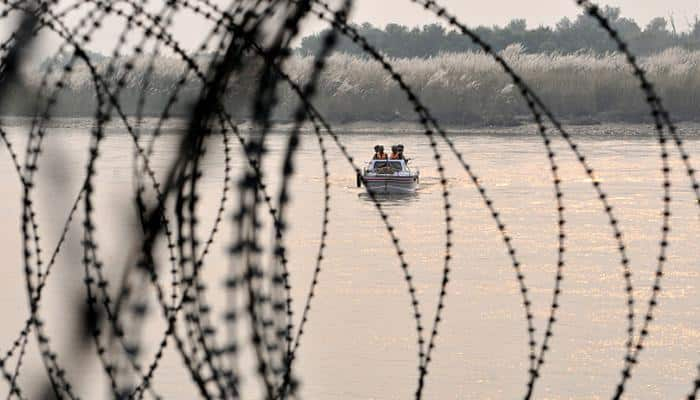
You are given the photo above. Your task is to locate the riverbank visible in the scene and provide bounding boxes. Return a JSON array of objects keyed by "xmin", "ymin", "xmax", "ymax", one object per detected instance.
[
  {"xmin": 2, "ymin": 47, "xmax": 699, "ymax": 126},
  {"xmin": 2, "ymin": 117, "xmax": 700, "ymax": 140}
]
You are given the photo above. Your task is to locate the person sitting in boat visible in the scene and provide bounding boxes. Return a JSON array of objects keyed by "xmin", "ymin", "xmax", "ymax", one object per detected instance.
[
  {"xmin": 397, "ymin": 144, "xmax": 406, "ymax": 160},
  {"xmin": 373, "ymin": 145, "xmax": 388, "ymax": 160},
  {"xmin": 390, "ymin": 145, "xmax": 401, "ymax": 160}
]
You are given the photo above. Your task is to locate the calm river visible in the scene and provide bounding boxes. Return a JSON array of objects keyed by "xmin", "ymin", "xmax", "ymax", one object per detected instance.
[{"xmin": 0, "ymin": 119, "xmax": 698, "ymax": 399}]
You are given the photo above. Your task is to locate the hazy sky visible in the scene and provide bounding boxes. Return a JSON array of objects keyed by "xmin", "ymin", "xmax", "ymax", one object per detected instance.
[
  {"xmin": 4, "ymin": 0, "xmax": 700, "ymax": 55},
  {"xmin": 340, "ymin": 0, "xmax": 700, "ymax": 31}
]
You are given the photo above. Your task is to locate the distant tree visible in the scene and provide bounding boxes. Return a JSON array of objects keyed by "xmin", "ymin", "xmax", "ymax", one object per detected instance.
[
  {"xmin": 419, "ymin": 24, "xmax": 446, "ymax": 56},
  {"xmin": 556, "ymin": 17, "xmax": 572, "ymax": 32},
  {"xmin": 614, "ymin": 17, "xmax": 642, "ymax": 38},
  {"xmin": 507, "ymin": 19, "xmax": 527, "ymax": 34},
  {"xmin": 688, "ymin": 18, "xmax": 700, "ymax": 50},
  {"xmin": 297, "ymin": 8, "xmax": 698, "ymax": 58},
  {"xmin": 632, "ymin": 17, "xmax": 674, "ymax": 54},
  {"xmin": 646, "ymin": 17, "xmax": 669, "ymax": 33},
  {"xmin": 603, "ymin": 6, "xmax": 621, "ymax": 21}
]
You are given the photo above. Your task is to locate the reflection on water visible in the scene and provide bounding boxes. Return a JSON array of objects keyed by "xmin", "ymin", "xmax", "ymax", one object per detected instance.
[
  {"xmin": 357, "ymin": 191, "xmax": 419, "ymax": 205},
  {"xmin": 0, "ymin": 120, "xmax": 699, "ymax": 399}
]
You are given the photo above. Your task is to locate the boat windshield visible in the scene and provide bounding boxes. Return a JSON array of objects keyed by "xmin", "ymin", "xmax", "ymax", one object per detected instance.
[{"xmin": 372, "ymin": 161, "xmax": 404, "ymax": 172}]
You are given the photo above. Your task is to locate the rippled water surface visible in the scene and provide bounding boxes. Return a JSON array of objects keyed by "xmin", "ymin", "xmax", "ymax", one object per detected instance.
[{"xmin": 0, "ymin": 119, "xmax": 699, "ymax": 399}]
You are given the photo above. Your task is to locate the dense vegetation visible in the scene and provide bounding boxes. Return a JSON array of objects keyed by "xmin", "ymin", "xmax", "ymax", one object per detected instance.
[
  {"xmin": 4, "ymin": 45, "xmax": 699, "ymax": 125},
  {"xmin": 282, "ymin": 47, "xmax": 700, "ymax": 124},
  {"xmin": 299, "ymin": 7, "xmax": 700, "ymax": 57}
]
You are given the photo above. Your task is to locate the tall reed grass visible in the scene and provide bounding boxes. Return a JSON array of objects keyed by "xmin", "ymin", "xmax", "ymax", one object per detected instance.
[{"xmin": 4, "ymin": 45, "xmax": 699, "ymax": 125}]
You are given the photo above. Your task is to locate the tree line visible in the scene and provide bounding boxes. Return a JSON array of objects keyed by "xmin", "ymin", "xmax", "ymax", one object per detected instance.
[{"xmin": 299, "ymin": 6, "xmax": 700, "ymax": 57}]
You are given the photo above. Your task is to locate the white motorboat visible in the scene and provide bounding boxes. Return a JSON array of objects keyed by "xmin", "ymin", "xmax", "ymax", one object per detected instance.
[{"xmin": 357, "ymin": 159, "xmax": 419, "ymax": 194}]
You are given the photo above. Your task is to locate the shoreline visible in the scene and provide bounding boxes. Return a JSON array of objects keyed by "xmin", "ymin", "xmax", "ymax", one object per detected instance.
[{"xmin": 2, "ymin": 115, "xmax": 700, "ymax": 134}]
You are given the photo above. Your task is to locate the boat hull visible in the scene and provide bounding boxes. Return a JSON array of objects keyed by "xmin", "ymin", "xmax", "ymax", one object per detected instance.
[{"xmin": 363, "ymin": 175, "xmax": 418, "ymax": 194}]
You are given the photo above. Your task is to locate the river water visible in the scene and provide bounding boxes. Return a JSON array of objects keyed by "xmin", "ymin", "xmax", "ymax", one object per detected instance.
[{"xmin": 0, "ymin": 119, "xmax": 698, "ymax": 399}]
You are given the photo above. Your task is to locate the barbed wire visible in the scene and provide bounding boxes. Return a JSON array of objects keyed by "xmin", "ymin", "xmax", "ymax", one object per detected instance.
[{"xmin": 0, "ymin": 0, "xmax": 696, "ymax": 399}]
